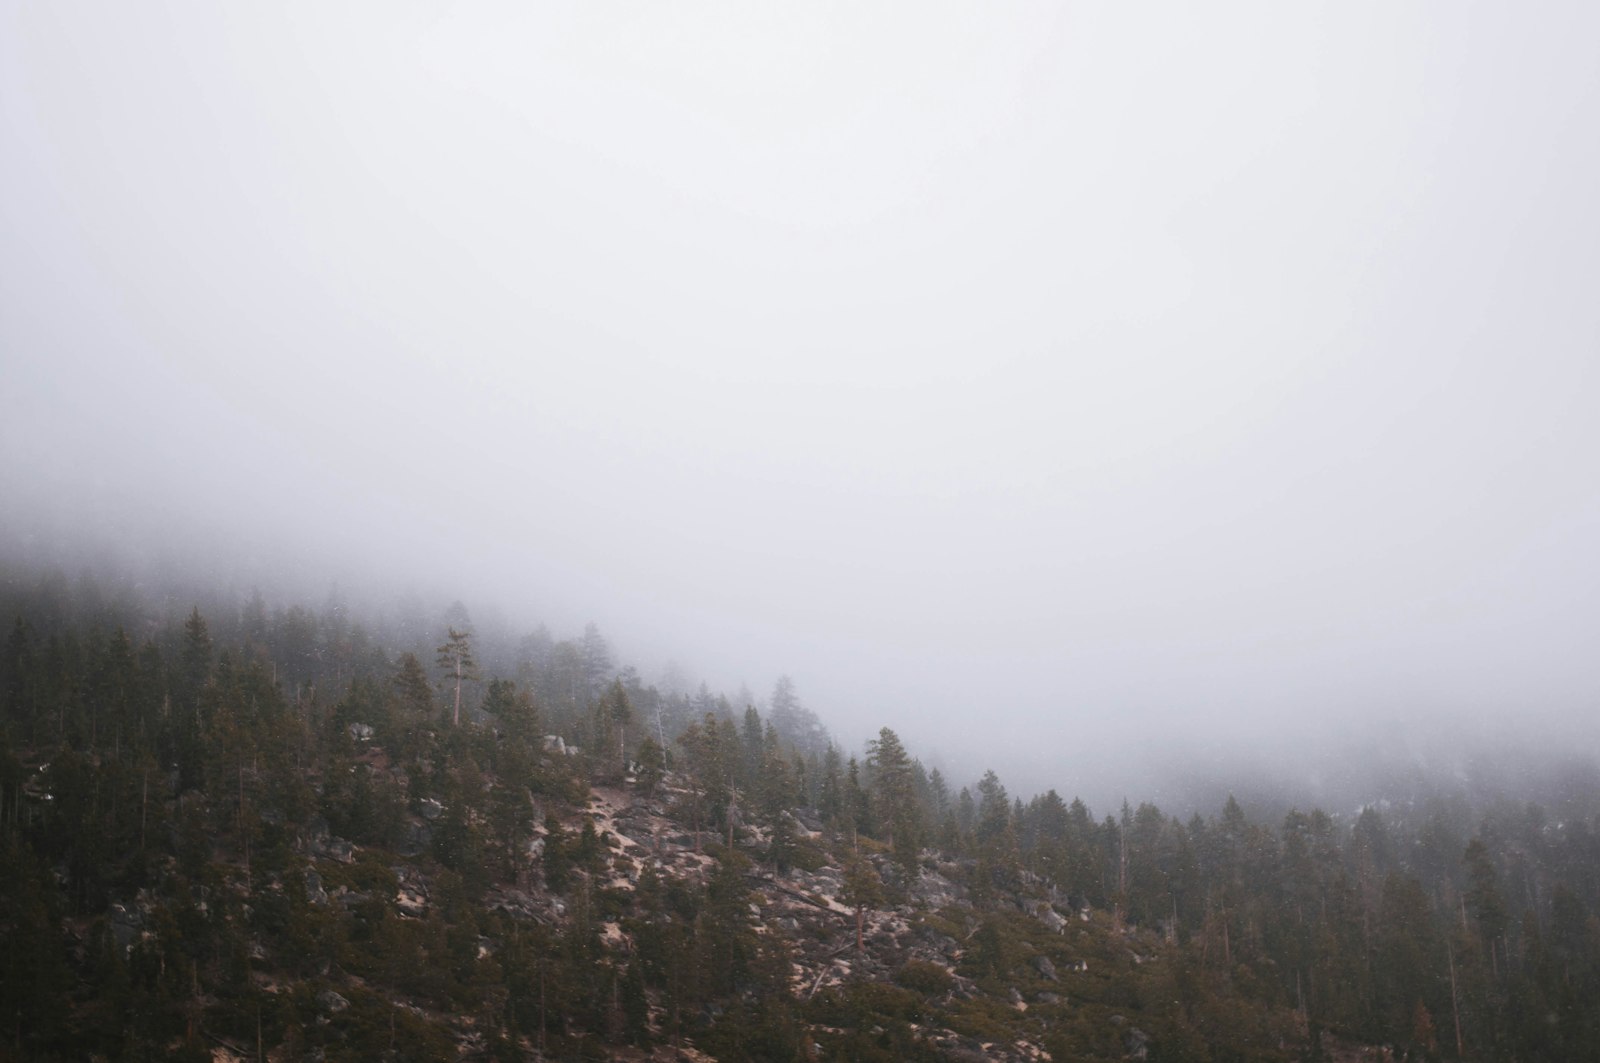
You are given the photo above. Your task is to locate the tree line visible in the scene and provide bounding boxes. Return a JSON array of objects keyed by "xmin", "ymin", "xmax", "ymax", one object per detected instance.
[{"xmin": 1, "ymin": 567, "xmax": 1598, "ymax": 1059}]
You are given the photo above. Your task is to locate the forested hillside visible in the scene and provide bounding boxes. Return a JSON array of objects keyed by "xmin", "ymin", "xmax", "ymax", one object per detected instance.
[{"xmin": 2, "ymin": 569, "xmax": 1598, "ymax": 1061}]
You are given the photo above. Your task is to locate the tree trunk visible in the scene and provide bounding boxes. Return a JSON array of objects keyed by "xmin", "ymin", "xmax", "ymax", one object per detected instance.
[
  {"xmin": 453, "ymin": 660, "xmax": 463, "ymax": 727},
  {"xmin": 1448, "ymin": 942, "xmax": 1465, "ymax": 1059}
]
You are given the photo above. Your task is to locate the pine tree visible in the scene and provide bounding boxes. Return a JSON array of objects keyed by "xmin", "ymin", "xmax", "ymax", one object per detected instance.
[
  {"xmin": 604, "ymin": 679, "xmax": 633, "ymax": 776},
  {"xmin": 483, "ymin": 677, "xmax": 540, "ymax": 747},
  {"xmin": 678, "ymin": 714, "xmax": 733, "ymax": 845},
  {"xmin": 1464, "ymin": 837, "xmax": 1508, "ymax": 971},
  {"xmin": 769, "ymin": 674, "xmax": 827, "ymax": 755},
  {"xmin": 620, "ymin": 960, "xmax": 650, "ymax": 1048},
  {"xmin": 633, "ymin": 734, "xmax": 665, "ymax": 798},
  {"xmin": 435, "ymin": 627, "xmax": 478, "ymax": 727},
  {"xmin": 489, "ymin": 778, "xmax": 535, "ymax": 880},
  {"xmin": 757, "ymin": 722, "xmax": 794, "ymax": 823},
  {"xmin": 178, "ymin": 607, "xmax": 212, "ymax": 717},
  {"xmin": 845, "ymin": 756, "xmax": 871, "ymax": 838},
  {"xmin": 579, "ymin": 623, "xmax": 612, "ymax": 704},
  {"xmin": 818, "ymin": 746, "xmax": 843, "ymax": 827},
  {"xmin": 393, "ymin": 652, "xmax": 434, "ymax": 716},
  {"xmin": 542, "ymin": 815, "xmax": 573, "ymax": 892},
  {"xmin": 740, "ymin": 706, "xmax": 764, "ymax": 789},
  {"xmin": 866, "ymin": 727, "xmax": 920, "ymax": 882},
  {"xmin": 841, "ymin": 854, "xmax": 884, "ymax": 953}
]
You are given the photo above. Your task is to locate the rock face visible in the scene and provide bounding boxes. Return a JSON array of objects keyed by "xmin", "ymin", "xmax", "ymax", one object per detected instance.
[
  {"xmin": 74, "ymin": 761, "xmax": 1308, "ymax": 1063},
  {"xmin": 1037, "ymin": 906, "xmax": 1067, "ymax": 933},
  {"xmin": 322, "ymin": 838, "xmax": 356, "ymax": 864},
  {"xmin": 394, "ymin": 886, "xmax": 426, "ymax": 916},
  {"xmin": 911, "ymin": 868, "xmax": 964, "ymax": 909},
  {"xmin": 316, "ymin": 988, "xmax": 350, "ymax": 1014},
  {"xmin": 109, "ymin": 901, "xmax": 143, "ymax": 950}
]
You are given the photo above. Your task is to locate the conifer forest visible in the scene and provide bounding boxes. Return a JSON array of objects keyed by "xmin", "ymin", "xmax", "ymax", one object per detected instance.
[{"xmin": 2, "ymin": 571, "xmax": 1598, "ymax": 1061}]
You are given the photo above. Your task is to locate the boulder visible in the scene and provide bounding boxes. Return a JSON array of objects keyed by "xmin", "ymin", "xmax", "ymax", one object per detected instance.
[
  {"xmin": 337, "ymin": 890, "xmax": 371, "ymax": 910},
  {"xmin": 316, "ymin": 988, "xmax": 349, "ymax": 1014}
]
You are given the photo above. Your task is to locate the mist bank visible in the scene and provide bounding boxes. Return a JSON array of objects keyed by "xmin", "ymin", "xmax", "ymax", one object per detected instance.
[
  {"xmin": 3, "ymin": 540, "xmax": 1593, "ymax": 831},
  {"xmin": 953, "ymin": 707, "xmax": 1600, "ymax": 826}
]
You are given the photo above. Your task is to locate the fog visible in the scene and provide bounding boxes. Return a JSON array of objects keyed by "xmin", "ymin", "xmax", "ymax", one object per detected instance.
[{"xmin": 4, "ymin": 3, "xmax": 1599, "ymax": 811}]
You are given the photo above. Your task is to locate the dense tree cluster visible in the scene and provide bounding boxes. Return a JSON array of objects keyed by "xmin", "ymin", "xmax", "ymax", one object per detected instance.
[{"xmin": 1, "ymin": 567, "xmax": 1599, "ymax": 1060}]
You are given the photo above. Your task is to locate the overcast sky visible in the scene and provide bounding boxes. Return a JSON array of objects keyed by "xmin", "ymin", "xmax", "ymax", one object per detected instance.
[{"xmin": 4, "ymin": 3, "xmax": 1599, "ymax": 804}]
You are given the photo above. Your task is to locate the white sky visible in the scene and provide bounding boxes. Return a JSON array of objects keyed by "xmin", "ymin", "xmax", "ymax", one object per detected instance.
[{"xmin": 5, "ymin": 2, "xmax": 1599, "ymax": 802}]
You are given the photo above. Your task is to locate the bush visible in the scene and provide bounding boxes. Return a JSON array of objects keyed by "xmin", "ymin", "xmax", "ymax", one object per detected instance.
[
  {"xmin": 896, "ymin": 959, "xmax": 955, "ymax": 995},
  {"xmin": 789, "ymin": 839, "xmax": 829, "ymax": 872},
  {"xmin": 847, "ymin": 981, "xmax": 925, "ymax": 1022}
]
